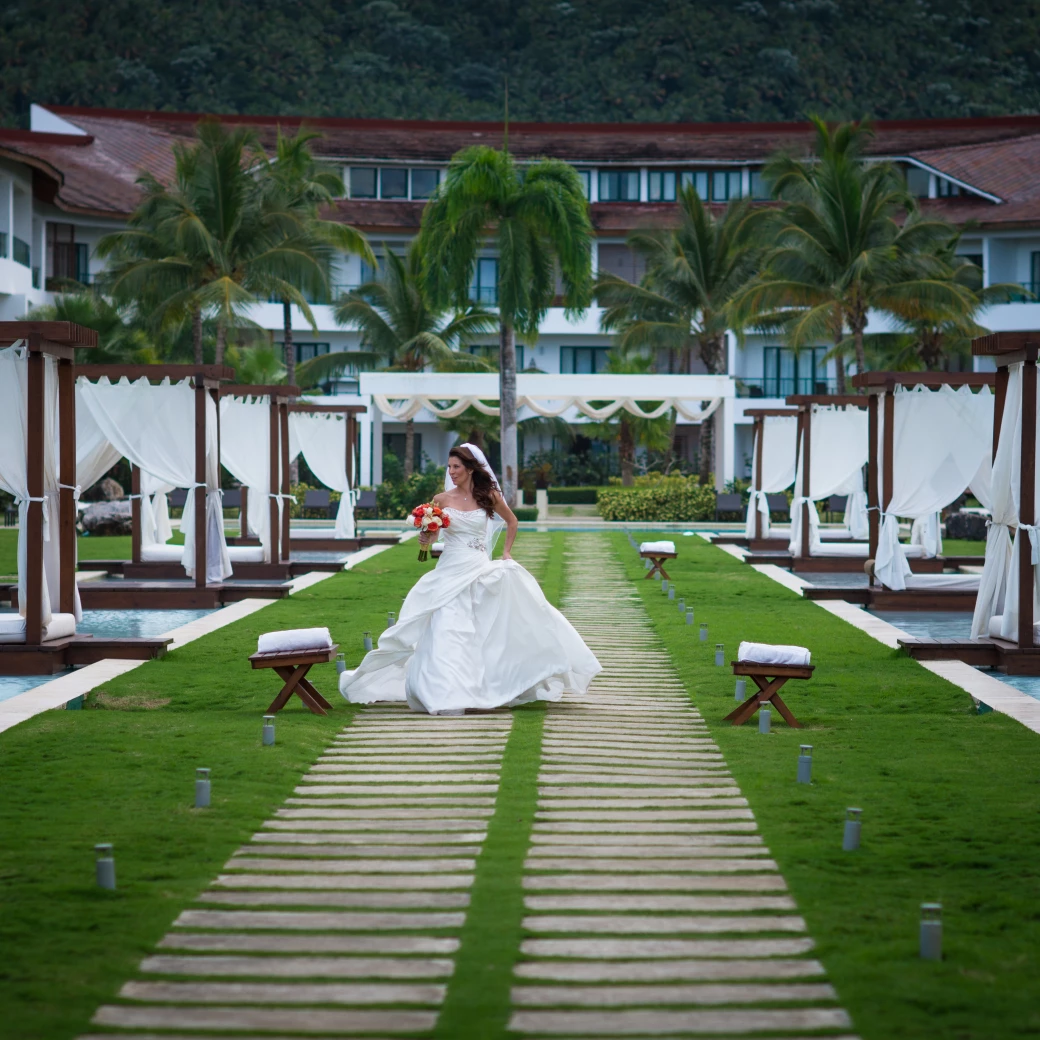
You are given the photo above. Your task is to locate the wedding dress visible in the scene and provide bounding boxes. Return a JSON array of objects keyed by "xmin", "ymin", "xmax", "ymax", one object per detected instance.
[{"xmin": 339, "ymin": 507, "xmax": 601, "ymax": 714}]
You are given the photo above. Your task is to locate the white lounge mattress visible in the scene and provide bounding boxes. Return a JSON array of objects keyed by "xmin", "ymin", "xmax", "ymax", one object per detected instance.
[
  {"xmin": 0, "ymin": 611, "xmax": 77, "ymax": 644},
  {"xmin": 902, "ymin": 574, "xmax": 981, "ymax": 592},
  {"xmin": 140, "ymin": 544, "xmax": 265, "ymax": 564}
]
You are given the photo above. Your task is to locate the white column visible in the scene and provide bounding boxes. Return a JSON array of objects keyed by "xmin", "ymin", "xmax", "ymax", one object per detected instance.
[
  {"xmin": 981, "ymin": 235, "xmax": 991, "ymax": 288},
  {"xmin": 715, "ymin": 397, "xmax": 736, "ymax": 491},
  {"xmin": 371, "ymin": 406, "xmax": 383, "ymax": 485},
  {"xmin": 639, "ymin": 167, "xmax": 649, "ymax": 203},
  {"xmin": 589, "ymin": 169, "xmax": 599, "ymax": 203},
  {"xmin": 358, "ymin": 413, "xmax": 372, "ymax": 487}
]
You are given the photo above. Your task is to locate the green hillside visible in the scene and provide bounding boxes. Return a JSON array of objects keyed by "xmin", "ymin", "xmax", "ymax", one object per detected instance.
[{"xmin": 3, "ymin": 0, "xmax": 1038, "ymax": 126}]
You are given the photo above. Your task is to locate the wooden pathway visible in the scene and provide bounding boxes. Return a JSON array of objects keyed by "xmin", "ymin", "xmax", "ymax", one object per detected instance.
[{"xmin": 81, "ymin": 533, "xmax": 855, "ymax": 1039}]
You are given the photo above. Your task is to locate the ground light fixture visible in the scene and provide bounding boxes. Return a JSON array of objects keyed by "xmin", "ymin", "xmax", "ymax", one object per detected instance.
[
  {"xmin": 668, "ymin": 586, "xmax": 676, "ymax": 600},
  {"xmin": 843, "ymin": 808, "xmax": 862, "ymax": 851},
  {"xmin": 759, "ymin": 707, "xmax": 771, "ymax": 734},
  {"xmin": 734, "ymin": 678, "xmax": 746, "ymax": 702},
  {"xmin": 661, "ymin": 579, "xmax": 669, "ymax": 593},
  {"xmin": 677, "ymin": 597, "xmax": 685, "ymax": 613},
  {"xmin": 920, "ymin": 903, "xmax": 943, "ymax": 960},
  {"xmin": 262, "ymin": 715, "xmax": 276, "ymax": 746},
  {"xmin": 363, "ymin": 631, "xmax": 373, "ymax": 652},
  {"xmin": 95, "ymin": 843, "xmax": 116, "ymax": 890},
  {"xmin": 336, "ymin": 653, "xmax": 346, "ymax": 674},
  {"xmin": 386, "ymin": 611, "xmax": 396, "ymax": 628},
  {"xmin": 686, "ymin": 611, "xmax": 694, "ymax": 625},
  {"xmin": 797, "ymin": 745, "xmax": 813, "ymax": 784},
  {"xmin": 699, "ymin": 623, "xmax": 708, "ymax": 642},
  {"xmin": 195, "ymin": 768, "xmax": 211, "ymax": 808},
  {"xmin": 644, "ymin": 558, "xmax": 651, "ymax": 570},
  {"xmin": 714, "ymin": 643, "xmax": 725, "ymax": 666}
]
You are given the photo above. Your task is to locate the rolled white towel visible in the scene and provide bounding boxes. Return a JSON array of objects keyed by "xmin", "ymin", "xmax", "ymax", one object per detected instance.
[
  {"xmin": 640, "ymin": 540, "xmax": 676, "ymax": 554},
  {"xmin": 257, "ymin": 627, "xmax": 333, "ymax": 654},
  {"xmin": 738, "ymin": 640, "xmax": 811, "ymax": 667}
]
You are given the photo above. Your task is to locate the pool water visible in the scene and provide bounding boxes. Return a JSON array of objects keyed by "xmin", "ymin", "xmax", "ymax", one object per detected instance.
[
  {"xmin": 870, "ymin": 609, "xmax": 1040, "ymax": 701},
  {"xmin": 0, "ymin": 674, "xmax": 59, "ymax": 704},
  {"xmin": 78, "ymin": 608, "xmax": 214, "ymax": 639}
]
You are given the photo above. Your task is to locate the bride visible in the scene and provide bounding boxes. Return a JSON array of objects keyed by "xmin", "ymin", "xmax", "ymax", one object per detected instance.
[{"xmin": 339, "ymin": 443, "xmax": 601, "ymax": 715}]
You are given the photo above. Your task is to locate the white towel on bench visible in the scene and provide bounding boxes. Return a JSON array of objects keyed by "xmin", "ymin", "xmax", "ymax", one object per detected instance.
[
  {"xmin": 640, "ymin": 540, "xmax": 676, "ymax": 554},
  {"xmin": 738, "ymin": 641, "xmax": 811, "ymax": 667},
  {"xmin": 257, "ymin": 627, "xmax": 333, "ymax": 654}
]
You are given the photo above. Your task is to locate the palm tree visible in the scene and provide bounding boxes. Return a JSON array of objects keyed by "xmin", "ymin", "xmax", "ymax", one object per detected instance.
[
  {"xmin": 418, "ymin": 145, "xmax": 593, "ymax": 501},
  {"xmin": 585, "ymin": 350, "xmax": 674, "ymax": 486},
  {"xmin": 734, "ymin": 117, "xmax": 977, "ymax": 388},
  {"xmin": 326, "ymin": 244, "xmax": 496, "ymax": 477},
  {"xmin": 260, "ymin": 127, "xmax": 374, "ymax": 388},
  {"xmin": 98, "ymin": 120, "xmax": 325, "ymax": 365},
  {"xmin": 596, "ymin": 186, "xmax": 763, "ymax": 484}
]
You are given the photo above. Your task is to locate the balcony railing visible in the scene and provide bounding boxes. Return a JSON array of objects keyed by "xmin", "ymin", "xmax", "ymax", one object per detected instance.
[
  {"xmin": 12, "ymin": 236, "xmax": 30, "ymax": 268},
  {"xmin": 736, "ymin": 376, "xmax": 838, "ymax": 399}
]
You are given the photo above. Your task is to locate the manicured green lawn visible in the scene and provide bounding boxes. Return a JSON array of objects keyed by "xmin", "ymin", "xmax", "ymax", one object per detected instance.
[
  {"xmin": 618, "ymin": 532, "xmax": 1040, "ymax": 1040},
  {"xmin": 0, "ymin": 530, "xmax": 186, "ymax": 580},
  {"xmin": 943, "ymin": 538, "xmax": 985, "ymax": 555}
]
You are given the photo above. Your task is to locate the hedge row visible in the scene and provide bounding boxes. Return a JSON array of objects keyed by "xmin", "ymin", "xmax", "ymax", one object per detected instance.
[{"xmin": 597, "ymin": 481, "xmax": 718, "ymax": 522}]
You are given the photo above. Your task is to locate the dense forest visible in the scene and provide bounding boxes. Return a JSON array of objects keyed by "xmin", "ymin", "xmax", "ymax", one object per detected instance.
[{"xmin": 2, "ymin": 0, "xmax": 1038, "ymax": 126}]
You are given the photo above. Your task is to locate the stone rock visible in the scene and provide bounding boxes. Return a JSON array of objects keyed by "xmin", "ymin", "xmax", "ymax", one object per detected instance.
[
  {"xmin": 945, "ymin": 510, "xmax": 987, "ymax": 541},
  {"xmin": 81, "ymin": 500, "xmax": 132, "ymax": 536}
]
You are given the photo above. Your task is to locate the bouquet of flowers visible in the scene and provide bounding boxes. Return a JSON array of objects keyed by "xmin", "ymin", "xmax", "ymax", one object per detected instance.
[{"xmin": 411, "ymin": 503, "xmax": 450, "ymax": 561}]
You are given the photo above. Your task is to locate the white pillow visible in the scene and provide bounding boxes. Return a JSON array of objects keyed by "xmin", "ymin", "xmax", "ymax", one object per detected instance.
[
  {"xmin": 257, "ymin": 627, "xmax": 333, "ymax": 654},
  {"xmin": 640, "ymin": 540, "xmax": 676, "ymax": 554},
  {"xmin": 738, "ymin": 641, "xmax": 811, "ymax": 667}
]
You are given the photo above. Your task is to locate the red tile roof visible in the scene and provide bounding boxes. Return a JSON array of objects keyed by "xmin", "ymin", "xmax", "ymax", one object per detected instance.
[{"xmin": 4, "ymin": 106, "xmax": 1040, "ymax": 230}]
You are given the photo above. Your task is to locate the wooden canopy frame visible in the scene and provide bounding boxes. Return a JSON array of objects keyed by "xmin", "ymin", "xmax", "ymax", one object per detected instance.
[
  {"xmin": 744, "ymin": 407, "xmax": 799, "ymax": 542},
  {"xmin": 78, "ymin": 364, "xmax": 233, "ymax": 588},
  {"xmin": 0, "ymin": 322, "xmax": 96, "ymax": 645},
  {"xmin": 849, "ymin": 371, "xmax": 996, "ymax": 572}
]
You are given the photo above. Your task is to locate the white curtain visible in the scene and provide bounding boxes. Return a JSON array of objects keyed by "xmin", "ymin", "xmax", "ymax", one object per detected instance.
[
  {"xmin": 0, "ymin": 345, "xmax": 67, "ymax": 628},
  {"xmin": 972, "ymin": 366, "xmax": 1020, "ymax": 639},
  {"xmin": 788, "ymin": 406, "xmax": 870, "ymax": 556},
  {"xmin": 78, "ymin": 376, "xmax": 232, "ymax": 582},
  {"xmin": 289, "ymin": 412, "xmax": 355, "ymax": 539},
  {"xmin": 221, "ymin": 395, "xmax": 273, "ymax": 561},
  {"xmin": 875, "ymin": 385, "xmax": 994, "ymax": 590},
  {"xmin": 744, "ymin": 416, "xmax": 798, "ymax": 539},
  {"xmin": 140, "ymin": 471, "xmax": 175, "ymax": 549}
]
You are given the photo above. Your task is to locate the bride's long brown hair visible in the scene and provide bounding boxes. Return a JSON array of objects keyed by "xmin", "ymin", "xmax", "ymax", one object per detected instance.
[{"xmin": 449, "ymin": 446, "xmax": 499, "ymax": 518}]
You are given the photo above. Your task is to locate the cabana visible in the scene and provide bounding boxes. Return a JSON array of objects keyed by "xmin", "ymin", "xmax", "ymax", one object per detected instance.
[
  {"xmin": 0, "ymin": 322, "xmax": 170, "ymax": 674},
  {"xmin": 743, "ymin": 408, "xmax": 799, "ymax": 546},
  {"xmin": 802, "ymin": 373, "xmax": 992, "ymax": 610},
  {"xmin": 903, "ymin": 333, "xmax": 1040, "ymax": 672},
  {"xmin": 73, "ymin": 365, "xmax": 289, "ymax": 608}
]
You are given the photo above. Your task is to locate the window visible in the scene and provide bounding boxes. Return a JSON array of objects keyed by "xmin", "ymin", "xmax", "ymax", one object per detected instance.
[
  {"xmin": 411, "ymin": 168, "xmax": 439, "ymax": 199},
  {"xmin": 380, "ymin": 168, "xmax": 408, "ymax": 199},
  {"xmin": 287, "ymin": 342, "xmax": 331, "ymax": 364},
  {"xmin": 598, "ymin": 244, "xmax": 645, "ymax": 283},
  {"xmin": 680, "ymin": 171, "xmax": 710, "ymax": 199},
  {"xmin": 384, "ymin": 432, "xmax": 422, "ymax": 463},
  {"xmin": 560, "ymin": 346, "xmax": 610, "ymax": 374},
  {"xmin": 762, "ymin": 346, "xmax": 829, "ymax": 397},
  {"xmin": 905, "ymin": 166, "xmax": 931, "ymax": 197},
  {"xmin": 937, "ymin": 177, "xmax": 961, "ymax": 198},
  {"xmin": 648, "ymin": 171, "xmax": 677, "ymax": 202},
  {"xmin": 1031, "ymin": 251, "xmax": 1040, "ymax": 294},
  {"xmin": 468, "ymin": 343, "xmax": 524, "ymax": 369},
  {"xmin": 350, "ymin": 167, "xmax": 377, "ymax": 198},
  {"xmin": 46, "ymin": 222, "xmax": 85, "ymax": 287},
  {"xmin": 575, "ymin": 169, "xmax": 591, "ymax": 199},
  {"xmin": 711, "ymin": 170, "xmax": 743, "ymax": 202},
  {"xmin": 959, "ymin": 252, "xmax": 983, "ymax": 271},
  {"xmin": 598, "ymin": 170, "xmax": 640, "ymax": 201},
  {"xmin": 470, "ymin": 257, "xmax": 498, "ymax": 304},
  {"xmin": 749, "ymin": 170, "xmax": 771, "ymax": 200}
]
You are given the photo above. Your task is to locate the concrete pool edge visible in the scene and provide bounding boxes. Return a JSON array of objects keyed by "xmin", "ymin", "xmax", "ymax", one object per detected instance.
[{"xmin": 0, "ymin": 543, "xmax": 395, "ymax": 737}]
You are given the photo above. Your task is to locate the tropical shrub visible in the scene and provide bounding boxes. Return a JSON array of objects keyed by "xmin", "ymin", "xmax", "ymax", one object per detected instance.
[
  {"xmin": 547, "ymin": 486, "xmax": 603, "ymax": 504},
  {"xmin": 597, "ymin": 476, "xmax": 718, "ymax": 522},
  {"xmin": 376, "ymin": 454, "xmax": 447, "ymax": 519}
]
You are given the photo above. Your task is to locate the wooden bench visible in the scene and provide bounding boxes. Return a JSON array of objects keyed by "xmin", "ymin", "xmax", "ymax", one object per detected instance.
[
  {"xmin": 723, "ymin": 660, "xmax": 814, "ymax": 728},
  {"xmin": 249, "ymin": 644, "xmax": 338, "ymax": 715},
  {"xmin": 640, "ymin": 549, "xmax": 677, "ymax": 580}
]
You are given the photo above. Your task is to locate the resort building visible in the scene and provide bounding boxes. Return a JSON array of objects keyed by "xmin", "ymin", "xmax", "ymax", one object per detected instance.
[{"xmin": 3, "ymin": 103, "xmax": 1040, "ymax": 486}]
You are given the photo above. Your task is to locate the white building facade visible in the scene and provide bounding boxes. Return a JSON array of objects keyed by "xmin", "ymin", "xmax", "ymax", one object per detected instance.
[{"xmin": 3, "ymin": 104, "xmax": 1040, "ymax": 487}]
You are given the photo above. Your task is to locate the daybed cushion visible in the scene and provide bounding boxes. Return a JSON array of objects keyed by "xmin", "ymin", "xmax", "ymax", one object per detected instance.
[
  {"xmin": 809, "ymin": 543, "xmax": 869, "ymax": 557},
  {"xmin": 292, "ymin": 529, "xmax": 341, "ymax": 540},
  {"xmin": 257, "ymin": 627, "xmax": 333, "ymax": 654},
  {"xmin": 640, "ymin": 540, "xmax": 676, "ymax": 554},
  {"xmin": 227, "ymin": 545, "xmax": 265, "ymax": 563},
  {"xmin": 902, "ymin": 574, "xmax": 981, "ymax": 592},
  {"xmin": 737, "ymin": 640, "xmax": 811, "ymax": 668},
  {"xmin": 0, "ymin": 611, "xmax": 77, "ymax": 644},
  {"xmin": 141, "ymin": 544, "xmax": 186, "ymax": 563}
]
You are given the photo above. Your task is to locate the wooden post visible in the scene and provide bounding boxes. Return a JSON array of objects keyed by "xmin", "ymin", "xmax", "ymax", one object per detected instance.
[
  {"xmin": 753, "ymin": 416, "xmax": 764, "ymax": 541},
  {"xmin": 1019, "ymin": 355, "xmax": 1038, "ymax": 648},
  {"xmin": 882, "ymin": 391, "xmax": 895, "ymax": 517},
  {"xmin": 130, "ymin": 464, "xmax": 142, "ymax": 563},
  {"xmin": 269, "ymin": 400, "xmax": 281, "ymax": 563},
  {"xmin": 800, "ymin": 406, "xmax": 812, "ymax": 559},
  {"xmin": 346, "ymin": 413, "xmax": 357, "ymax": 488},
  {"xmin": 868, "ymin": 393, "xmax": 880, "ymax": 562},
  {"xmin": 57, "ymin": 357, "xmax": 76, "ymax": 615},
  {"xmin": 194, "ymin": 376, "xmax": 207, "ymax": 588},
  {"xmin": 280, "ymin": 401, "xmax": 291, "ymax": 563},
  {"xmin": 994, "ymin": 364, "xmax": 1009, "ymax": 461},
  {"xmin": 25, "ymin": 339, "xmax": 45, "ymax": 645},
  {"xmin": 240, "ymin": 485, "xmax": 249, "ymax": 538}
]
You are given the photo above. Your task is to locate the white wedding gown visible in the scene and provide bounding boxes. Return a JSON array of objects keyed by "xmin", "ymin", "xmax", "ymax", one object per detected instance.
[{"xmin": 339, "ymin": 507, "xmax": 601, "ymax": 714}]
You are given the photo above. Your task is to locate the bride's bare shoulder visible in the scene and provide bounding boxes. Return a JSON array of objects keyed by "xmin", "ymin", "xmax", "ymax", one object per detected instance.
[{"xmin": 432, "ymin": 491, "xmax": 450, "ymax": 507}]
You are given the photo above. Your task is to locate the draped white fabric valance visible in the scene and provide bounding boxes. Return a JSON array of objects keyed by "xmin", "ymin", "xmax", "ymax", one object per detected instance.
[
  {"xmin": 875, "ymin": 385, "xmax": 993, "ymax": 590},
  {"xmin": 289, "ymin": 412, "xmax": 355, "ymax": 539},
  {"xmin": 0, "ymin": 345, "xmax": 69, "ymax": 628},
  {"xmin": 221, "ymin": 395, "xmax": 274, "ymax": 561},
  {"xmin": 745, "ymin": 415, "xmax": 798, "ymax": 539},
  {"xmin": 789, "ymin": 406, "xmax": 870, "ymax": 556},
  {"xmin": 77, "ymin": 376, "xmax": 231, "ymax": 582},
  {"xmin": 371, "ymin": 393, "xmax": 723, "ymax": 424}
]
